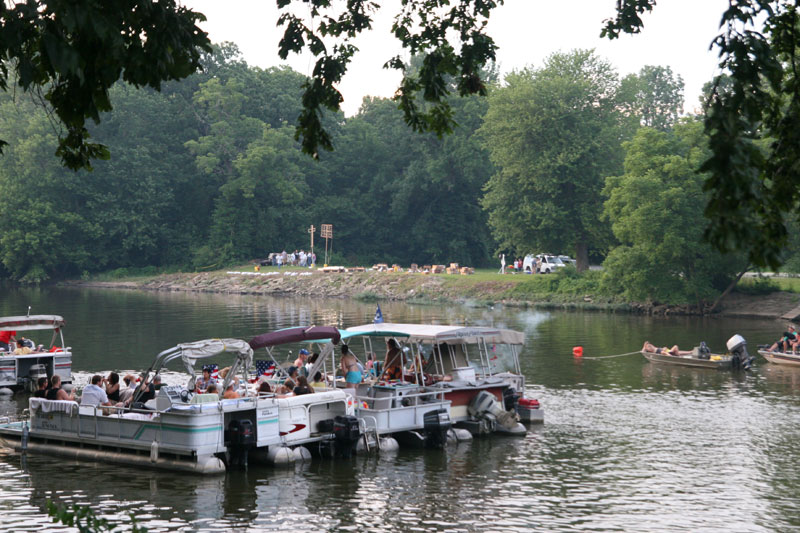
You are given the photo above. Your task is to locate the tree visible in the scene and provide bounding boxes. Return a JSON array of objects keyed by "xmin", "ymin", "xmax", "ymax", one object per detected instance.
[
  {"xmin": 604, "ymin": 0, "xmax": 800, "ymax": 270},
  {"xmin": 602, "ymin": 120, "xmax": 747, "ymax": 306},
  {"xmin": 619, "ymin": 65, "xmax": 684, "ymax": 131},
  {"xmin": 480, "ymin": 50, "xmax": 624, "ymax": 272},
  {"xmin": 0, "ymin": 0, "xmax": 211, "ymax": 170}
]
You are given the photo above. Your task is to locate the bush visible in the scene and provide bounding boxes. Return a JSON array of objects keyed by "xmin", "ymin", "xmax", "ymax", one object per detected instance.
[{"xmin": 736, "ymin": 276, "xmax": 780, "ymax": 295}]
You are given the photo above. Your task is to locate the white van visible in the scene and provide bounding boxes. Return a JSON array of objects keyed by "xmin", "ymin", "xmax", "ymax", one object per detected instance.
[{"xmin": 522, "ymin": 254, "xmax": 566, "ymax": 274}]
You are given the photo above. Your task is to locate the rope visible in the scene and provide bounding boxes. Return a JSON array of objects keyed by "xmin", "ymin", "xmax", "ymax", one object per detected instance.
[{"xmin": 579, "ymin": 350, "xmax": 641, "ymax": 360}]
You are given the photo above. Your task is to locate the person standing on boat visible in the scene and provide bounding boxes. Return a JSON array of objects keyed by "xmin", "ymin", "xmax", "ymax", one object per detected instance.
[
  {"xmin": 0, "ymin": 329, "xmax": 16, "ymax": 352},
  {"xmin": 294, "ymin": 348, "xmax": 310, "ymax": 373},
  {"xmin": 340, "ymin": 344, "xmax": 362, "ymax": 388},
  {"xmin": 382, "ymin": 339, "xmax": 404, "ymax": 381}
]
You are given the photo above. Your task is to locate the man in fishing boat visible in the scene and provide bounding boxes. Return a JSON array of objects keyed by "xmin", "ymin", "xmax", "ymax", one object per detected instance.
[
  {"xmin": 767, "ymin": 325, "xmax": 798, "ymax": 353},
  {"xmin": 642, "ymin": 341, "xmax": 692, "ymax": 356}
]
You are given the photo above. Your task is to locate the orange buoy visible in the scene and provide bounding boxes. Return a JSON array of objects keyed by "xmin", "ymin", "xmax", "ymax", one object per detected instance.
[{"xmin": 572, "ymin": 346, "xmax": 583, "ymax": 357}]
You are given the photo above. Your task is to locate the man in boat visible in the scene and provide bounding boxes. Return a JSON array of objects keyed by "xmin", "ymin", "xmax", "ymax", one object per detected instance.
[
  {"xmin": 81, "ymin": 375, "xmax": 112, "ymax": 408},
  {"xmin": 46, "ymin": 375, "xmax": 74, "ymax": 401},
  {"xmin": 767, "ymin": 325, "xmax": 798, "ymax": 353},
  {"xmin": 0, "ymin": 329, "xmax": 16, "ymax": 352},
  {"xmin": 294, "ymin": 348, "xmax": 309, "ymax": 373},
  {"xmin": 642, "ymin": 341, "xmax": 693, "ymax": 356}
]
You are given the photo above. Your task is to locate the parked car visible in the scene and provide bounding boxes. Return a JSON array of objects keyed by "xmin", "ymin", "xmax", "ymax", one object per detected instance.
[
  {"xmin": 522, "ymin": 254, "xmax": 566, "ymax": 274},
  {"xmin": 558, "ymin": 255, "xmax": 577, "ymax": 267}
]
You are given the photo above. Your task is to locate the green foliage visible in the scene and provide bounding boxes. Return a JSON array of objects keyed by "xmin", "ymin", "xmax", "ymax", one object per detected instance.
[
  {"xmin": 46, "ymin": 499, "xmax": 148, "ymax": 532},
  {"xmin": 604, "ymin": 1, "xmax": 800, "ymax": 272},
  {"xmin": 619, "ymin": 65, "xmax": 684, "ymax": 131},
  {"xmin": 601, "ymin": 120, "xmax": 747, "ymax": 305},
  {"xmin": 0, "ymin": 0, "xmax": 211, "ymax": 170},
  {"xmin": 275, "ymin": 0, "xmax": 501, "ymax": 158},
  {"xmin": 480, "ymin": 50, "xmax": 625, "ymax": 271},
  {"xmin": 735, "ymin": 276, "xmax": 781, "ymax": 295}
]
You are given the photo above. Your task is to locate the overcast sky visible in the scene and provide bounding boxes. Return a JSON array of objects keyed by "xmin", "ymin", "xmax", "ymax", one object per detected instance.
[{"xmin": 185, "ymin": 0, "xmax": 730, "ymax": 116}]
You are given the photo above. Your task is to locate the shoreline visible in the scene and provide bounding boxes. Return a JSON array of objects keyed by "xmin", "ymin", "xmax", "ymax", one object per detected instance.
[{"xmin": 57, "ymin": 269, "xmax": 800, "ymax": 321}]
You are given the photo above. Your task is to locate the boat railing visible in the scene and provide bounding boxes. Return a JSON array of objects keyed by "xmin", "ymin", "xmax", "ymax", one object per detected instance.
[
  {"xmin": 75, "ymin": 403, "xmax": 160, "ymax": 441},
  {"xmin": 354, "ymin": 387, "xmax": 449, "ymax": 412}
]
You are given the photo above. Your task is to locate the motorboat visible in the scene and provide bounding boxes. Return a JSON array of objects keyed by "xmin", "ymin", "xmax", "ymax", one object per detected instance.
[
  {"xmin": 757, "ymin": 349, "xmax": 800, "ymax": 366},
  {"xmin": 0, "ymin": 328, "xmax": 361, "ymax": 474},
  {"xmin": 305, "ymin": 326, "xmax": 456, "ymax": 451},
  {"xmin": 642, "ymin": 334, "xmax": 754, "ymax": 371},
  {"xmin": 343, "ymin": 323, "xmax": 537, "ymax": 435},
  {"xmin": 0, "ymin": 315, "xmax": 72, "ymax": 392}
]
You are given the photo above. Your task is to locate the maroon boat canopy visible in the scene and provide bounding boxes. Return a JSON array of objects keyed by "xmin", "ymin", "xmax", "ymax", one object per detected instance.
[{"xmin": 249, "ymin": 326, "xmax": 341, "ymax": 350}]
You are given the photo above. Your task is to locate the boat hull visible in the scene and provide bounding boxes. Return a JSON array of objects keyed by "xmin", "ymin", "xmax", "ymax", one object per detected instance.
[
  {"xmin": 758, "ymin": 350, "xmax": 800, "ymax": 366},
  {"xmin": 642, "ymin": 350, "xmax": 733, "ymax": 369}
]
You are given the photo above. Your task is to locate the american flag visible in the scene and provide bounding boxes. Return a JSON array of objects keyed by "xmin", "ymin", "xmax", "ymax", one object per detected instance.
[
  {"xmin": 255, "ymin": 360, "xmax": 276, "ymax": 377},
  {"xmin": 203, "ymin": 364, "xmax": 219, "ymax": 380}
]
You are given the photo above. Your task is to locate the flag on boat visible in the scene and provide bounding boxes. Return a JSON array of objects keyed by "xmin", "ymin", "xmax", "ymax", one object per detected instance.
[
  {"xmin": 374, "ymin": 304, "xmax": 384, "ymax": 324},
  {"xmin": 255, "ymin": 360, "xmax": 276, "ymax": 377}
]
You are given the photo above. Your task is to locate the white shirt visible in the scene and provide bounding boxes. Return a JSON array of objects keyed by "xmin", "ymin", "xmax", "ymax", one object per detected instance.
[{"xmin": 81, "ymin": 383, "xmax": 109, "ymax": 406}]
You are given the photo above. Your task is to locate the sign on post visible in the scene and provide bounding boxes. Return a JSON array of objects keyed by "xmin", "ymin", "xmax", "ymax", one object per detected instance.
[{"xmin": 320, "ymin": 224, "xmax": 333, "ymax": 266}]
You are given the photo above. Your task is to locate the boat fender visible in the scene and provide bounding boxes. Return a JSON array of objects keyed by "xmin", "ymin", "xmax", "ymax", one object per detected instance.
[
  {"xmin": 293, "ymin": 446, "xmax": 312, "ymax": 462},
  {"xmin": 0, "ymin": 388, "xmax": 13, "ymax": 396},
  {"xmin": 267, "ymin": 446, "xmax": 295, "ymax": 466},
  {"xmin": 446, "ymin": 428, "xmax": 473, "ymax": 445},
  {"xmin": 379, "ymin": 437, "xmax": 399, "ymax": 452},
  {"xmin": 150, "ymin": 441, "xmax": 159, "ymax": 463}
]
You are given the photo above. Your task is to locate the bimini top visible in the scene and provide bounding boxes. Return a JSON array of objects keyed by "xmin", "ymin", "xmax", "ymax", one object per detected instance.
[
  {"xmin": 249, "ymin": 326, "xmax": 341, "ymax": 350},
  {"xmin": 0, "ymin": 315, "xmax": 66, "ymax": 331},
  {"xmin": 344, "ymin": 323, "xmax": 525, "ymax": 345}
]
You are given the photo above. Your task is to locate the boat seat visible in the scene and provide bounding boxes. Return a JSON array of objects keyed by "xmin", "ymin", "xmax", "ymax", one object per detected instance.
[{"xmin": 190, "ymin": 393, "xmax": 219, "ymax": 404}]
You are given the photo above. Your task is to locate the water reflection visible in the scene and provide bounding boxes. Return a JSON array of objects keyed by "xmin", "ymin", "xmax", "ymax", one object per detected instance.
[{"xmin": 0, "ymin": 287, "xmax": 798, "ymax": 531}]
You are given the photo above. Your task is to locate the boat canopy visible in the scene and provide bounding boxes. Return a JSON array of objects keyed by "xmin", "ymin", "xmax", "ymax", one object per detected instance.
[
  {"xmin": 249, "ymin": 326, "xmax": 340, "ymax": 350},
  {"xmin": 0, "ymin": 315, "xmax": 66, "ymax": 331},
  {"xmin": 344, "ymin": 323, "xmax": 524, "ymax": 345}
]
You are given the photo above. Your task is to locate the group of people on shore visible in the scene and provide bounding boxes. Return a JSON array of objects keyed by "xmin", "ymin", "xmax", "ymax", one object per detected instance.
[{"xmin": 273, "ymin": 250, "xmax": 316, "ymax": 268}]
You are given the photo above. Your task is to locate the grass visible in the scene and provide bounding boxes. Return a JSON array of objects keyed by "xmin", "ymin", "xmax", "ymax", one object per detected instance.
[{"xmin": 736, "ymin": 276, "xmax": 800, "ymax": 294}]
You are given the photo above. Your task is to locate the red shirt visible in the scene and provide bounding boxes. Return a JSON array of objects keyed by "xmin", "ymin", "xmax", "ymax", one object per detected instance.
[{"xmin": 0, "ymin": 331, "xmax": 16, "ymax": 343}]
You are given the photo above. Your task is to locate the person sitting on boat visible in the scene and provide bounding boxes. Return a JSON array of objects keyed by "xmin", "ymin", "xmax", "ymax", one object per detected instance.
[
  {"xmin": 205, "ymin": 383, "xmax": 219, "ymax": 398},
  {"xmin": 195, "ymin": 368, "xmax": 216, "ymax": 392},
  {"xmin": 13, "ymin": 342, "xmax": 32, "ymax": 355},
  {"xmin": 0, "ymin": 329, "xmax": 16, "ymax": 352},
  {"xmin": 33, "ymin": 377, "xmax": 48, "ymax": 398},
  {"xmin": 340, "ymin": 344, "xmax": 362, "ymax": 388},
  {"xmin": 46, "ymin": 374, "xmax": 74, "ymax": 401},
  {"xmin": 257, "ymin": 381, "xmax": 273, "ymax": 396},
  {"xmin": 293, "ymin": 375, "xmax": 314, "ymax": 395},
  {"xmin": 642, "ymin": 341, "xmax": 693, "ymax": 356},
  {"xmin": 278, "ymin": 378, "xmax": 295, "ymax": 395},
  {"xmin": 104, "ymin": 372, "xmax": 121, "ymax": 403},
  {"xmin": 382, "ymin": 339, "xmax": 404, "ymax": 381},
  {"xmin": 223, "ymin": 382, "xmax": 240, "ymax": 399},
  {"xmin": 81, "ymin": 375, "xmax": 112, "ymax": 407},
  {"xmin": 310, "ymin": 371, "xmax": 327, "ymax": 391},
  {"xmin": 767, "ymin": 325, "xmax": 798, "ymax": 353}
]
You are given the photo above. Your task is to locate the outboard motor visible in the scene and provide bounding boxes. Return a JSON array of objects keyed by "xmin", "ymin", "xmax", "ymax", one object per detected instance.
[
  {"xmin": 503, "ymin": 387, "xmax": 520, "ymax": 412},
  {"xmin": 423, "ymin": 408, "xmax": 451, "ymax": 448},
  {"xmin": 468, "ymin": 391, "xmax": 520, "ymax": 432},
  {"xmin": 727, "ymin": 334, "xmax": 754, "ymax": 371},
  {"xmin": 333, "ymin": 415, "xmax": 360, "ymax": 458},
  {"xmin": 226, "ymin": 419, "xmax": 256, "ymax": 467}
]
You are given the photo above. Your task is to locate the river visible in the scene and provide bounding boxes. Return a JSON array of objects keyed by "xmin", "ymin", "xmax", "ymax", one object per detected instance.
[{"xmin": 0, "ymin": 286, "xmax": 798, "ymax": 532}]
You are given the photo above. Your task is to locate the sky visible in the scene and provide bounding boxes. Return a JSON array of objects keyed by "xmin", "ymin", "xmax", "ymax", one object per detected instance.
[{"xmin": 185, "ymin": 0, "xmax": 730, "ymax": 116}]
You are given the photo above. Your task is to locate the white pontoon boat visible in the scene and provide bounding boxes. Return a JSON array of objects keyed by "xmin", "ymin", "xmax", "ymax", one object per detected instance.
[
  {"xmin": 0, "ymin": 315, "xmax": 72, "ymax": 392},
  {"xmin": 0, "ymin": 328, "xmax": 361, "ymax": 474}
]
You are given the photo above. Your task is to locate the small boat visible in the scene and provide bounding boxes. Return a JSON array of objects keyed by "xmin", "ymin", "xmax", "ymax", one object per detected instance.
[
  {"xmin": 642, "ymin": 334, "xmax": 753, "ymax": 371},
  {"xmin": 757, "ymin": 349, "xmax": 800, "ymax": 366},
  {"xmin": 0, "ymin": 315, "xmax": 72, "ymax": 392},
  {"xmin": 0, "ymin": 328, "xmax": 362, "ymax": 474}
]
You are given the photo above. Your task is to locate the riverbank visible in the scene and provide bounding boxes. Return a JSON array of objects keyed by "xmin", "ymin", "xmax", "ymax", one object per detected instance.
[{"xmin": 60, "ymin": 267, "xmax": 800, "ymax": 320}]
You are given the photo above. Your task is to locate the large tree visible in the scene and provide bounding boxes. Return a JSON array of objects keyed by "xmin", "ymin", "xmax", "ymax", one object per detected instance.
[
  {"xmin": 480, "ymin": 50, "xmax": 624, "ymax": 271},
  {"xmin": 602, "ymin": 119, "xmax": 747, "ymax": 307}
]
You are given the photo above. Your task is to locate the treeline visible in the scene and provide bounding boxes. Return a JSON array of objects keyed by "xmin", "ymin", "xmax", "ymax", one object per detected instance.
[{"xmin": 0, "ymin": 44, "xmax": 794, "ymax": 306}]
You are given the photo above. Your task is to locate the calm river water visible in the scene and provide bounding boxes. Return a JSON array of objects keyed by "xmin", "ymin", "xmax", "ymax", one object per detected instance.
[{"xmin": 0, "ymin": 286, "xmax": 798, "ymax": 532}]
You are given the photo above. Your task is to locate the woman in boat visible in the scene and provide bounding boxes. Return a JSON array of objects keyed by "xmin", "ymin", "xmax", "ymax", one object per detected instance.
[
  {"xmin": 104, "ymin": 372, "xmax": 121, "ymax": 403},
  {"xmin": 293, "ymin": 375, "xmax": 314, "ymax": 395},
  {"xmin": 382, "ymin": 339, "xmax": 404, "ymax": 380},
  {"xmin": 340, "ymin": 344, "xmax": 362, "ymax": 388},
  {"xmin": 642, "ymin": 341, "xmax": 692, "ymax": 356}
]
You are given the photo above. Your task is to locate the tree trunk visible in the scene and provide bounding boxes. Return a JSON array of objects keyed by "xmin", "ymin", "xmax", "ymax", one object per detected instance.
[
  {"xmin": 707, "ymin": 266, "xmax": 750, "ymax": 314},
  {"xmin": 575, "ymin": 241, "xmax": 589, "ymax": 273}
]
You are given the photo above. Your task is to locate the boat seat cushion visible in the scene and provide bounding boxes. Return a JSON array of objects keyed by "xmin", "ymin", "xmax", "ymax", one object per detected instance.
[{"xmin": 190, "ymin": 393, "xmax": 219, "ymax": 404}]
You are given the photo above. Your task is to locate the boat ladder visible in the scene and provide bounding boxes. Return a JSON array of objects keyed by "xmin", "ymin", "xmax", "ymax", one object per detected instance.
[{"xmin": 358, "ymin": 417, "xmax": 380, "ymax": 453}]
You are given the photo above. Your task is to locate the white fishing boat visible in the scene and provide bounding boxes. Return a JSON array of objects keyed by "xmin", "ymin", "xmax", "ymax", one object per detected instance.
[
  {"xmin": 758, "ymin": 349, "xmax": 800, "ymax": 366},
  {"xmin": 0, "ymin": 328, "xmax": 361, "ymax": 474},
  {"xmin": 342, "ymin": 323, "xmax": 538, "ymax": 435},
  {"xmin": 0, "ymin": 315, "xmax": 72, "ymax": 392}
]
